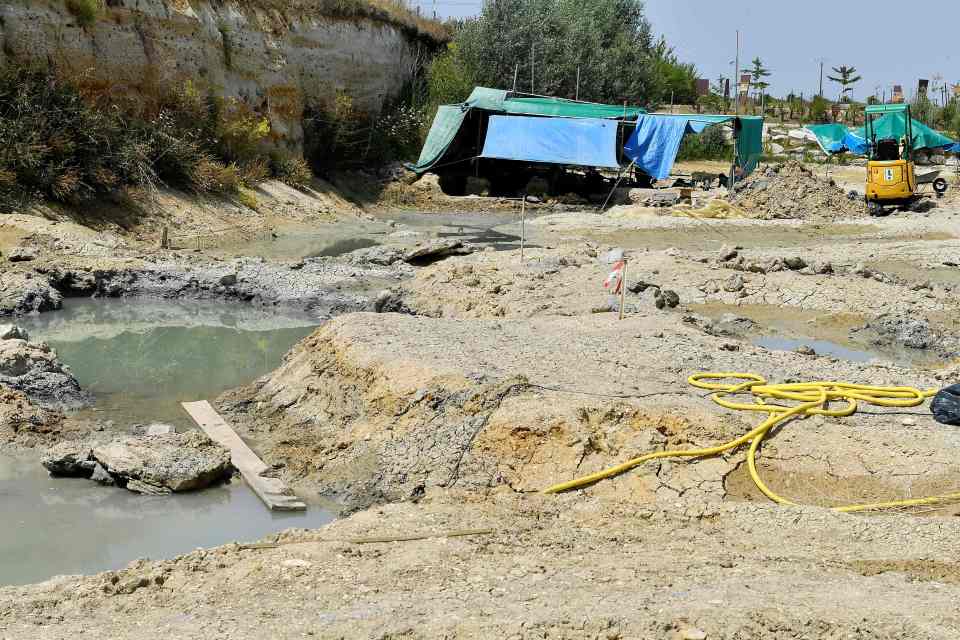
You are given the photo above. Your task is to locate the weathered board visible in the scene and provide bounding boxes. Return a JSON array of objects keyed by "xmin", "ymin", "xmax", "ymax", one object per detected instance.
[{"xmin": 181, "ymin": 400, "xmax": 307, "ymax": 511}]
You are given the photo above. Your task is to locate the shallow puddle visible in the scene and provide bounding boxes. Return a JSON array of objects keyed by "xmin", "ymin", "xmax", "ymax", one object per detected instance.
[
  {"xmin": 0, "ymin": 454, "xmax": 333, "ymax": 586},
  {"xmin": 17, "ymin": 299, "xmax": 320, "ymax": 429},
  {"xmin": 753, "ymin": 335, "xmax": 878, "ymax": 363},
  {"xmin": 689, "ymin": 302, "xmax": 943, "ymax": 367},
  {"xmin": 3, "ymin": 299, "xmax": 331, "ymax": 586}
]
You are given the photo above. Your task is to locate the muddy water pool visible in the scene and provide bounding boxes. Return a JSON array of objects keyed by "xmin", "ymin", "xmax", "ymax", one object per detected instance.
[{"xmin": 1, "ymin": 299, "xmax": 333, "ymax": 586}]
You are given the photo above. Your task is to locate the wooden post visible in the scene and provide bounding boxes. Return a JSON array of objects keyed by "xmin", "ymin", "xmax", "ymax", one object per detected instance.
[
  {"xmin": 619, "ymin": 259, "xmax": 627, "ymax": 321},
  {"xmin": 196, "ymin": 233, "xmax": 202, "ymax": 251},
  {"xmin": 520, "ymin": 198, "xmax": 526, "ymax": 263},
  {"xmin": 159, "ymin": 227, "xmax": 168, "ymax": 249}
]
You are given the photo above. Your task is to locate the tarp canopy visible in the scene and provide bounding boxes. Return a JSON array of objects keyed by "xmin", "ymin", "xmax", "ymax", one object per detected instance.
[
  {"xmin": 408, "ymin": 87, "xmax": 646, "ymax": 174},
  {"xmin": 622, "ymin": 114, "xmax": 763, "ymax": 180},
  {"xmin": 480, "ymin": 115, "xmax": 621, "ymax": 168},
  {"xmin": 807, "ymin": 115, "xmax": 956, "ymax": 156}
]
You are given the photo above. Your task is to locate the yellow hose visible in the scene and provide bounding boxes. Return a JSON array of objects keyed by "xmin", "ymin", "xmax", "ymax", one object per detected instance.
[{"xmin": 543, "ymin": 373, "xmax": 960, "ymax": 513}]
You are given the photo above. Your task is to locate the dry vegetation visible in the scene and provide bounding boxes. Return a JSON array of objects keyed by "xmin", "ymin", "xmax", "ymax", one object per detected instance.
[{"xmin": 236, "ymin": 0, "xmax": 450, "ymax": 42}]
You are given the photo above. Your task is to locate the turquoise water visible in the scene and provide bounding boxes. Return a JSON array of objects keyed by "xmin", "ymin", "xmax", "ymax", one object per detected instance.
[
  {"xmin": 17, "ymin": 299, "xmax": 321, "ymax": 429},
  {"xmin": 2, "ymin": 299, "xmax": 332, "ymax": 586},
  {"xmin": 0, "ymin": 454, "xmax": 334, "ymax": 586}
]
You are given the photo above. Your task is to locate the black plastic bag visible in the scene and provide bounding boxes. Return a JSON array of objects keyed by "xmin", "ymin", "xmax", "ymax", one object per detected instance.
[{"xmin": 931, "ymin": 385, "xmax": 960, "ymax": 426}]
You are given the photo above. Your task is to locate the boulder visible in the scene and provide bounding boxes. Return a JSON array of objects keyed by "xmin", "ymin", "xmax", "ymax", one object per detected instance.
[
  {"xmin": 347, "ymin": 245, "xmax": 407, "ymax": 267},
  {"xmin": 403, "ymin": 239, "xmax": 474, "ymax": 264},
  {"xmin": 769, "ymin": 143, "xmax": 785, "ymax": 155},
  {"xmin": 723, "ymin": 274, "xmax": 745, "ymax": 293},
  {"xmin": 784, "ymin": 256, "xmax": 807, "ymax": 271},
  {"xmin": 42, "ymin": 442, "xmax": 96, "ymax": 477},
  {"xmin": 92, "ymin": 431, "xmax": 232, "ymax": 494},
  {"xmin": 0, "ymin": 324, "xmax": 29, "ymax": 341},
  {"xmin": 660, "ymin": 289, "xmax": 680, "ymax": 308},
  {"xmin": 718, "ymin": 245, "xmax": 739, "ymax": 262},
  {"xmin": 0, "ymin": 339, "xmax": 89, "ymax": 409}
]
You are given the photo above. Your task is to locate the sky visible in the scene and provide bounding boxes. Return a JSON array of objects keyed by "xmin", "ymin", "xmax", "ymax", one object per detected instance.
[{"xmin": 407, "ymin": 0, "xmax": 957, "ymax": 102}]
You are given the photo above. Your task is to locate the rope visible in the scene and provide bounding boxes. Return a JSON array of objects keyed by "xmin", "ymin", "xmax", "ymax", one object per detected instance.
[{"xmin": 544, "ymin": 373, "xmax": 960, "ymax": 513}]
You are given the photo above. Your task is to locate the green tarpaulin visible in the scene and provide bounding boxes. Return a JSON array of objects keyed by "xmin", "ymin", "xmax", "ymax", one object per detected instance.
[
  {"xmin": 806, "ymin": 116, "xmax": 955, "ymax": 156},
  {"xmin": 409, "ymin": 87, "xmax": 646, "ymax": 174},
  {"xmin": 856, "ymin": 113, "xmax": 955, "ymax": 151},
  {"xmin": 411, "ymin": 105, "xmax": 467, "ymax": 176},
  {"xmin": 735, "ymin": 117, "xmax": 764, "ymax": 176}
]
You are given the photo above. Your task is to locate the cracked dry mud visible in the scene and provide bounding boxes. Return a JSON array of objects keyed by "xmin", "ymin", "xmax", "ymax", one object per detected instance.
[{"xmin": 6, "ymin": 170, "xmax": 960, "ymax": 638}]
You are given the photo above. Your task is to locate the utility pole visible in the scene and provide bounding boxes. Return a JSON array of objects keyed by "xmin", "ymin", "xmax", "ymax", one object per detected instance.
[
  {"xmin": 530, "ymin": 41, "xmax": 535, "ymax": 94},
  {"xmin": 734, "ymin": 30, "xmax": 740, "ymax": 115},
  {"xmin": 819, "ymin": 61, "xmax": 824, "ymax": 98}
]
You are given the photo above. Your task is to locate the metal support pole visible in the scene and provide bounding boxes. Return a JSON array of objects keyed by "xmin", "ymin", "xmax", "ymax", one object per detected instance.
[
  {"xmin": 618, "ymin": 259, "xmax": 627, "ymax": 321},
  {"xmin": 734, "ymin": 30, "xmax": 740, "ymax": 116},
  {"xmin": 520, "ymin": 198, "xmax": 526, "ymax": 263}
]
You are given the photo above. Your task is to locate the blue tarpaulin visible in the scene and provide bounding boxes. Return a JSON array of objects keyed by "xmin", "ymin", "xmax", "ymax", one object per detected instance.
[
  {"xmin": 479, "ymin": 115, "xmax": 620, "ymax": 168},
  {"xmin": 622, "ymin": 115, "xmax": 757, "ymax": 180},
  {"xmin": 623, "ymin": 116, "xmax": 691, "ymax": 180}
]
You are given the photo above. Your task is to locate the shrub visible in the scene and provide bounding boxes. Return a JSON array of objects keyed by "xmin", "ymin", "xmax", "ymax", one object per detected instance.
[
  {"xmin": 271, "ymin": 152, "xmax": 312, "ymax": 187},
  {"xmin": 0, "ymin": 65, "xmax": 284, "ymax": 210},
  {"xmin": 676, "ymin": 125, "xmax": 732, "ymax": 162},
  {"xmin": 214, "ymin": 98, "xmax": 271, "ymax": 164},
  {"xmin": 65, "ymin": 0, "xmax": 101, "ymax": 28}
]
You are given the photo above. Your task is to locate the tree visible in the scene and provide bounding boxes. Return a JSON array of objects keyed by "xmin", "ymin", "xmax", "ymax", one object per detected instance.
[
  {"xmin": 749, "ymin": 57, "xmax": 771, "ymax": 113},
  {"xmin": 453, "ymin": 0, "xmax": 690, "ymax": 108},
  {"xmin": 827, "ymin": 65, "xmax": 862, "ymax": 102}
]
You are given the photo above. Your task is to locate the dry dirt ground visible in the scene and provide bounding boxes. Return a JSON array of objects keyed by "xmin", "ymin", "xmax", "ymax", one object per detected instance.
[{"xmin": 5, "ymin": 167, "xmax": 960, "ymax": 638}]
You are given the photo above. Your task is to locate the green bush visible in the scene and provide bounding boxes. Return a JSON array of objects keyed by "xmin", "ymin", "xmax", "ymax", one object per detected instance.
[
  {"xmin": 0, "ymin": 65, "xmax": 298, "ymax": 210},
  {"xmin": 65, "ymin": 0, "xmax": 101, "ymax": 28},
  {"xmin": 270, "ymin": 152, "xmax": 313, "ymax": 187},
  {"xmin": 676, "ymin": 125, "xmax": 732, "ymax": 162},
  {"xmin": 303, "ymin": 91, "xmax": 426, "ymax": 173}
]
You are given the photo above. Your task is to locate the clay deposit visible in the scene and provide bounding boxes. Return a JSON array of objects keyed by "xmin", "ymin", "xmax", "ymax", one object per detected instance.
[{"xmin": 0, "ymin": 0, "xmax": 440, "ymax": 151}]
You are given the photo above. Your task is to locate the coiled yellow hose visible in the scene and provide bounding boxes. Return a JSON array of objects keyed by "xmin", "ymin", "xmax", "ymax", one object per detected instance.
[{"xmin": 544, "ymin": 373, "xmax": 960, "ymax": 513}]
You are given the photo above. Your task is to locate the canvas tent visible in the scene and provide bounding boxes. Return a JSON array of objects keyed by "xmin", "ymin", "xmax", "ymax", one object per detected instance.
[
  {"xmin": 806, "ymin": 114, "xmax": 957, "ymax": 156},
  {"xmin": 408, "ymin": 87, "xmax": 646, "ymax": 175},
  {"xmin": 409, "ymin": 87, "xmax": 764, "ymax": 186}
]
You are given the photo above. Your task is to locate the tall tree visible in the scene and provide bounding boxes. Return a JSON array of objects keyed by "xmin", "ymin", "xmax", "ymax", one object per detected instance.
[
  {"xmin": 453, "ymin": 0, "xmax": 693, "ymax": 108},
  {"xmin": 749, "ymin": 57, "xmax": 771, "ymax": 111},
  {"xmin": 827, "ymin": 65, "xmax": 862, "ymax": 102}
]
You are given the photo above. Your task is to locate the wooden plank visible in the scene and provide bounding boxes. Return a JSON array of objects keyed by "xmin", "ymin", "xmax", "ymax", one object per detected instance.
[{"xmin": 181, "ymin": 400, "xmax": 306, "ymax": 511}]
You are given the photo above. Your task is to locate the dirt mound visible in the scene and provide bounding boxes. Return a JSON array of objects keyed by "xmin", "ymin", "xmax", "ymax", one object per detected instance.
[{"xmin": 732, "ymin": 161, "xmax": 864, "ymax": 219}]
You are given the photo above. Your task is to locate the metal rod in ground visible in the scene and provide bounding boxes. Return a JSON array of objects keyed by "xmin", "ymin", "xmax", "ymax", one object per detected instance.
[
  {"xmin": 520, "ymin": 197, "xmax": 526, "ymax": 263},
  {"xmin": 619, "ymin": 259, "xmax": 627, "ymax": 321},
  {"xmin": 600, "ymin": 161, "xmax": 635, "ymax": 212}
]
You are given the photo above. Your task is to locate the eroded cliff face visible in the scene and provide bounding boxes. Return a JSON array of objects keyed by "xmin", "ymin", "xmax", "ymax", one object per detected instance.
[{"xmin": 0, "ymin": 0, "xmax": 434, "ymax": 149}]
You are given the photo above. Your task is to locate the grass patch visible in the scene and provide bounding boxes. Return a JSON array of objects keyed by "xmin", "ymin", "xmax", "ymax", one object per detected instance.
[{"xmin": 65, "ymin": 0, "xmax": 101, "ymax": 28}]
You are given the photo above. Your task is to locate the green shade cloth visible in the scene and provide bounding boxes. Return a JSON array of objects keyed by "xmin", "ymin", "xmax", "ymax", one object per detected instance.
[
  {"xmin": 735, "ymin": 116, "xmax": 764, "ymax": 176},
  {"xmin": 410, "ymin": 105, "xmax": 467, "ymax": 175},
  {"xmin": 408, "ymin": 87, "xmax": 646, "ymax": 174},
  {"xmin": 856, "ymin": 113, "xmax": 955, "ymax": 151},
  {"xmin": 807, "ymin": 116, "xmax": 955, "ymax": 156}
]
